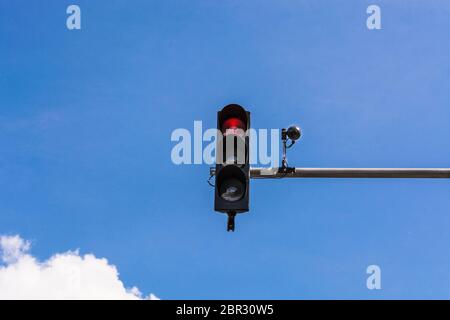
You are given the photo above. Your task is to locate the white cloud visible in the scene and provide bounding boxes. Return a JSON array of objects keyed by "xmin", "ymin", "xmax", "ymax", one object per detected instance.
[
  {"xmin": 0, "ymin": 235, "xmax": 159, "ymax": 300},
  {"xmin": 0, "ymin": 235, "xmax": 31, "ymax": 264}
]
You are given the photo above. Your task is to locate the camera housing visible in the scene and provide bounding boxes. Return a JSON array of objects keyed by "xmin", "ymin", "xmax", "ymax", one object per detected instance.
[{"xmin": 286, "ymin": 126, "xmax": 301, "ymax": 141}]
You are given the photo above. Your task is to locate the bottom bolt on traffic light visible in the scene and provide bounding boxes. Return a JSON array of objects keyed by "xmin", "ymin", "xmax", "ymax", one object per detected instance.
[{"xmin": 227, "ymin": 211, "xmax": 236, "ymax": 232}]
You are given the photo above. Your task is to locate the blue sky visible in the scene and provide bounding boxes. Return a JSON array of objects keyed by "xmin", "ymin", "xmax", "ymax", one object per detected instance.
[{"xmin": 1, "ymin": 0, "xmax": 450, "ymax": 299}]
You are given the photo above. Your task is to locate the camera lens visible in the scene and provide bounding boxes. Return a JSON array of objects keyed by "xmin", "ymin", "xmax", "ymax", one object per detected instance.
[{"xmin": 287, "ymin": 126, "xmax": 301, "ymax": 141}]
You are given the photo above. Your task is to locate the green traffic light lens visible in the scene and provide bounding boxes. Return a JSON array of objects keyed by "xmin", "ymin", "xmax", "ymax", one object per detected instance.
[{"xmin": 219, "ymin": 178, "xmax": 245, "ymax": 202}]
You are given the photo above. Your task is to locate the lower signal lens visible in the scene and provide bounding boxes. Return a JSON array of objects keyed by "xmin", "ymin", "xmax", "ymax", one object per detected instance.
[{"xmin": 219, "ymin": 178, "xmax": 245, "ymax": 202}]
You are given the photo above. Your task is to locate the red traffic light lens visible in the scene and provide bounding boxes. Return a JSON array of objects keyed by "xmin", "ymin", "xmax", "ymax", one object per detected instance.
[{"xmin": 222, "ymin": 117, "xmax": 246, "ymax": 136}]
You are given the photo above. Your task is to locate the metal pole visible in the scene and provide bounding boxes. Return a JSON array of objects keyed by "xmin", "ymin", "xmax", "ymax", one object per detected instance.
[{"xmin": 250, "ymin": 167, "xmax": 450, "ymax": 179}]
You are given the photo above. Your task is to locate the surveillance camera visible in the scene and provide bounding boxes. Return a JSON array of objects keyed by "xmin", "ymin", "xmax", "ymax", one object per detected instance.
[{"xmin": 286, "ymin": 126, "xmax": 301, "ymax": 141}]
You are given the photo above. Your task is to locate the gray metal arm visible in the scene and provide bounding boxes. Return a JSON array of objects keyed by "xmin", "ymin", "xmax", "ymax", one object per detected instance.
[{"xmin": 250, "ymin": 167, "xmax": 450, "ymax": 179}]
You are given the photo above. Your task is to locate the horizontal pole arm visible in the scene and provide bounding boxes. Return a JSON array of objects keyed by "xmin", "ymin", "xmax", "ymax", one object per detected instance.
[{"xmin": 250, "ymin": 167, "xmax": 450, "ymax": 179}]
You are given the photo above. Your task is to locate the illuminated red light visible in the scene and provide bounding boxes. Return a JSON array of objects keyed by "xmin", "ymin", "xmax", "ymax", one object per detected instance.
[{"xmin": 222, "ymin": 117, "xmax": 246, "ymax": 136}]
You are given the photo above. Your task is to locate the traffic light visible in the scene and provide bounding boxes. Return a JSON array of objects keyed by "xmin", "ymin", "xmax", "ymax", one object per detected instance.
[{"xmin": 214, "ymin": 104, "xmax": 250, "ymax": 231}]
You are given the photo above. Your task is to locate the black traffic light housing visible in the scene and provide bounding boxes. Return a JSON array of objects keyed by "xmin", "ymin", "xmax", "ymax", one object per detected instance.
[{"xmin": 214, "ymin": 104, "xmax": 250, "ymax": 231}]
